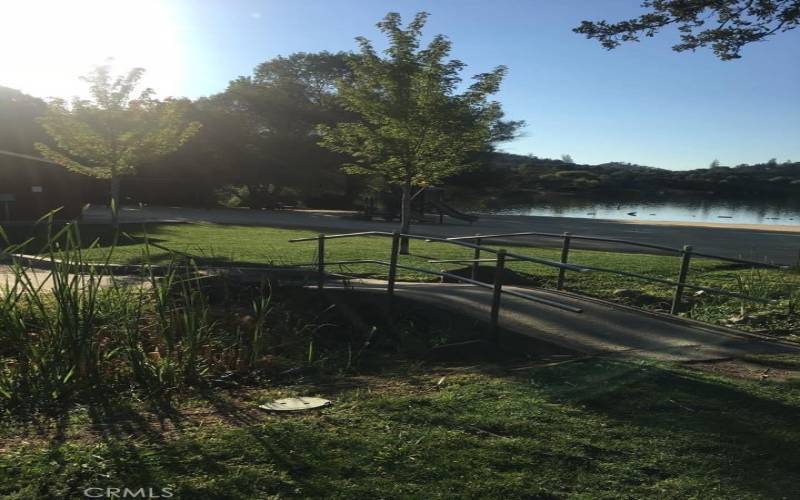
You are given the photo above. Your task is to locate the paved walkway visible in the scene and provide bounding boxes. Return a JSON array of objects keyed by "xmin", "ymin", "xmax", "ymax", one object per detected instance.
[
  {"xmin": 0, "ymin": 266, "xmax": 140, "ymax": 291},
  {"xmin": 83, "ymin": 205, "xmax": 800, "ymax": 265},
  {"xmin": 0, "ymin": 265, "xmax": 45, "ymax": 288},
  {"xmin": 328, "ymin": 280, "xmax": 800, "ymax": 362}
]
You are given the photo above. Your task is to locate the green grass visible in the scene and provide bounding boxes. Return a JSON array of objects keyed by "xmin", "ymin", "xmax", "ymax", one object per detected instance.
[
  {"xmin": 2, "ymin": 222, "xmax": 799, "ymax": 498},
  {"xmin": 5, "ymin": 222, "xmax": 799, "ymax": 336},
  {"xmin": 2, "ymin": 356, "xmax": 799, "ymax": 499}
]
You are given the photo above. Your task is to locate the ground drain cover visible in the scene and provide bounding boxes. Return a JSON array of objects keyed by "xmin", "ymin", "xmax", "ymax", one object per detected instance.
[{"xmin": 259, "ymin": 397, "xmax": 331, "ymax": 412}]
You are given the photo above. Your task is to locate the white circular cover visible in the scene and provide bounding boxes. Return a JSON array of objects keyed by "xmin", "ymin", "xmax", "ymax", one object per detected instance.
[{"xmin": 259, "ymin": 397, "xmax": 331, "ymax": 412}]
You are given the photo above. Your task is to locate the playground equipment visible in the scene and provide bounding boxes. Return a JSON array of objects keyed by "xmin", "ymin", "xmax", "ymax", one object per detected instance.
[
  {"xmin": 360, "ymin": 186, "xmax": 478, "ymax": 224},
  {"xmin": 418, "ymin": 187, "xmax": 478, "ymax": 223}
]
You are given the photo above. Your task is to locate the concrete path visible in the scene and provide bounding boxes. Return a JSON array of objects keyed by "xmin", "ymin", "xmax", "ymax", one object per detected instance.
[
  {"xmin": 329, "ymin": 280, "xmax": 800, "ymax": 362},
  {"xmin": 0, "ymin": 265, "xmax": 47, "ymax": 289},
  {"xmin": 0, "ymin": 265, "xmax": 141, "ymax": 291},
  {"xmin": 83, "ymin": 205, "xmax": 800, "ymax": 265}
]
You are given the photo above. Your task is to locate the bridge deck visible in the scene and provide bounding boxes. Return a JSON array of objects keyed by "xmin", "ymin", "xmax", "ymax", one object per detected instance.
[{"xmin": 325, "ymin": 280, "xmax": 800, "ymax": 362}]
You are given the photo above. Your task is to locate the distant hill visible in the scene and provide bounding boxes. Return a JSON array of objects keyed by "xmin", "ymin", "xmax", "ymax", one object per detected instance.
[{"xmin": 447, "ymin": 152, "xmax": 800, "ymax": 201}]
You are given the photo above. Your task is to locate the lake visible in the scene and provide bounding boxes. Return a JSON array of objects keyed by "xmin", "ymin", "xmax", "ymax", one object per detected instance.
[{"xmin": 481, "ymin": 196, "xmax": 800, "ymax": 225}]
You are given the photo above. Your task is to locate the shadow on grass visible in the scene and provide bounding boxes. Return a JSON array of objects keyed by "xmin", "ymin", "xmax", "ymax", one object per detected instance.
[
  {"xmin": 5, "ymin": 354, "xmax": 800, "ymax": 498},
  {"xmin": 1, "ymin": 222, "xmax": 171, "ymax": 254},
  {"xmin": 2, "ymin": 281, "xmax": 799, "ymax": 498},
  {"xmin": 118, "ymin": 253, "xmax": 290, "ymax": 268},
  {"xmin": 524, "ymin": 358, "xmax": 800, "ymax": 498}
]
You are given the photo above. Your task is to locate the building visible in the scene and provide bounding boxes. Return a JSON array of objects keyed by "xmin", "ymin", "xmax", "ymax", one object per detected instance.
[{"xmin": 0, "ymin": 150, "xmax": 102, "ymax": 222}]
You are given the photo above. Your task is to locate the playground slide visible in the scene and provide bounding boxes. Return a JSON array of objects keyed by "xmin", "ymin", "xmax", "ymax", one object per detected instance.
[{"xmin": 430, "ymin": 200, "xmax": 479, "ymax": 223}]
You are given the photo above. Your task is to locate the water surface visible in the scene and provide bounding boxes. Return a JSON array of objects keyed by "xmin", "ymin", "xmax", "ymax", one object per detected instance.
[{"xmin": 482, "ymin": 197, "xmax": 800, "ymax": 225}]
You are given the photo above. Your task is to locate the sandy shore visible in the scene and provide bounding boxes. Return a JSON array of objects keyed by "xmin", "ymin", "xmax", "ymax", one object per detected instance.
[{"xmin": 610, "ymin": 218, "xmax": 800, "ymax": 233}]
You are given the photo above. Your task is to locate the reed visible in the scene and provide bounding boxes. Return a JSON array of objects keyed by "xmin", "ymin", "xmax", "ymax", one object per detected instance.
[{"xmin": 0, "ymin": 219, "xmax": 300, "ymax": 413}]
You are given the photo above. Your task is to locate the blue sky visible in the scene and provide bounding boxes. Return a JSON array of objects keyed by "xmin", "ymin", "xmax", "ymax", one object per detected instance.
[{"xmin": 4, "ymin": 0, "xmax": 799, "ymax": 170}]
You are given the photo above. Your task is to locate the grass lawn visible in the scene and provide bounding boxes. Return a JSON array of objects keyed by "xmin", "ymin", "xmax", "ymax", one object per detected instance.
[
  {"xmin": 2, "ymin": 355, "xmax": 800, "ymax": 499},
  {"xmin": 5, "ymin": 221, "xmax": 799, "ymax": 337},
  {"xmin": 2, "ymin": 222, "xmax": 800, "ymax": 498}
]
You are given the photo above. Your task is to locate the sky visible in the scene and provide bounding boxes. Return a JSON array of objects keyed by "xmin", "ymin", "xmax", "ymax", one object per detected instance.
[{"xmin": 1, "ymin": 0, "xmax": 798, "ymax": 170}]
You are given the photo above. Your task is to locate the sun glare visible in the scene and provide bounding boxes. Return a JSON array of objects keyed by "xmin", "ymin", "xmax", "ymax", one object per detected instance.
[{"xmin": 0, "ymin": 0, "xmax": 186, "ymax": 100}]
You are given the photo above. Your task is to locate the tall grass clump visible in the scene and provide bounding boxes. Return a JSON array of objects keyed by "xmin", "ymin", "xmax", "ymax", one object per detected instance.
[
  {"xmin": 0, "ymin": 220, "xmax": 304, "ymax": 414},
  {"xmin": 689, "ymin": 266, "xmax": 800, "ymax": 336},
  {"xmin": 0, "ymin": 221, "xmax": 111, "ymax": 408}
]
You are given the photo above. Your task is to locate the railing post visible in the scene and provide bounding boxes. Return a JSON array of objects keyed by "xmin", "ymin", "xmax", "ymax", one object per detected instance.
[
  {"xmin": 490, "ymin": 249, "xmax": 507, "ymax": 343},
  {"xmin": 317, "ymin": 234, "xmax": 325, "ymax": 289},
  {"xmin": 671, "ymin": 245, "xmax": 692, "ymax": 314},
  {"xmin": 387, "ymin": 231, "xmax": 400, "ymax": 299},
  {"xmin": 471, "ymin": 235, "xmax": 482, "ymax": 281},
  {"xmin": 557, "ymin": 232, "xmax": 571, "ymax": 290}
]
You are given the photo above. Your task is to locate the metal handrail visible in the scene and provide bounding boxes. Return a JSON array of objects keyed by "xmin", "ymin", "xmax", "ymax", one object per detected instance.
[
  {"xmin": 427, "ymin": 257, "xmax": 767, "ymax": 303},
  {"xmin": 288, "ymin": 229, "xmax": 779, "ymax": 318},
  {"xmin": 302, "ymin": 258, "xmax": 583, "ymax": 313},
  {"xmin": 289, "ymin": 231, "xmax": 386, "ymax": 242},
  {"xmin": 290, "ymin": 231, "xmax": 585, "ymax": 337},
  {"xmin": 447, "ymin": 231, "xmax": 679, "ymax": 254},
  {"xmin": 445, "ymin": 230, "xmax": 788, "ymax": 312},
  {"xmin": 415, "ymin": 234, "xmax": 589, "ymax": 272},
  {"xmin": 290, "ymin": 231, "xmax": 587, "ymax": 272},
  {"xmin": 446, "ymin": 231, "xmax": 787, "ymax": 269}
]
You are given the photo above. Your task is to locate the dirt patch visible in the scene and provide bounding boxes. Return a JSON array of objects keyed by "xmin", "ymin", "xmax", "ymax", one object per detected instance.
[
  {"xmin": 0, "ymin": 368, "xmax": 466, "ymax": 451},
  {"xmin": 686, "ymin": 357, "xmax": 800, "ymax": 382}
]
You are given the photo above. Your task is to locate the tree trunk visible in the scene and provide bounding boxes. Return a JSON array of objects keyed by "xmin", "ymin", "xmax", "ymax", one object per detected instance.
[
  {"xmin": 399, "ymin": 180, "xmax": 412, "ymax": 254},
  {"xmin": 110, "ymin": 174, "xmax": 120, "ymax": 229}
]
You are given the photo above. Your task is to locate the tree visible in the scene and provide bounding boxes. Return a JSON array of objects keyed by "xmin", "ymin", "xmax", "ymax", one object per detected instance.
[
  {"xmin": 215, "ymin": 52, "xmax": 355, "ymax": 207},
  {"xmin": 35, "ymin": 64, "xmax": 201, "ymax": 226},
  {"xmin": 574, "ymin": 0, "xmax": 800, "ymax": 60},
  {"xmin": 0, "ymin": 87, "xmax": 48, "ymax": 156},
  {"xmin": 318, "ymin": 12, "xmax": 522, "ymax": 253}
]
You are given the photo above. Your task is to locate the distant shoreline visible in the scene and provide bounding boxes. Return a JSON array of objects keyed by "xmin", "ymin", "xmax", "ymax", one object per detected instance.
[
  {"xmin": 286, "ymin": 208, "xmax": 800, "ymax": 233},
  {"xmin": 472, "ymin": 212, "xmax": 800, "ymax": 233},
  {"xmin": 608, "ymin": 218, "xmax": 800, "ymax": 233}
]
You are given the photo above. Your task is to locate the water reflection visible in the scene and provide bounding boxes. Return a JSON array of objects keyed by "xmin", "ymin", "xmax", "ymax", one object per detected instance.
[{"xmin": 484, "ymin": 196, "xmax": 800, "ymax": 225}]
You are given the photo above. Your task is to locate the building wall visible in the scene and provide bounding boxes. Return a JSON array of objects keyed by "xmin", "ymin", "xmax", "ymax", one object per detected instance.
[{"xmin": 0, "ymin": 158, "xmax": 103, "ymax": 221}]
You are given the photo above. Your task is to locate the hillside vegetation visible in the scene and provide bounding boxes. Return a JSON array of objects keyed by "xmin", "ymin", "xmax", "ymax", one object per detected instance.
[{"xmin": 449, "ymin": 153, "xmax": 800, "ymax": 207}]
